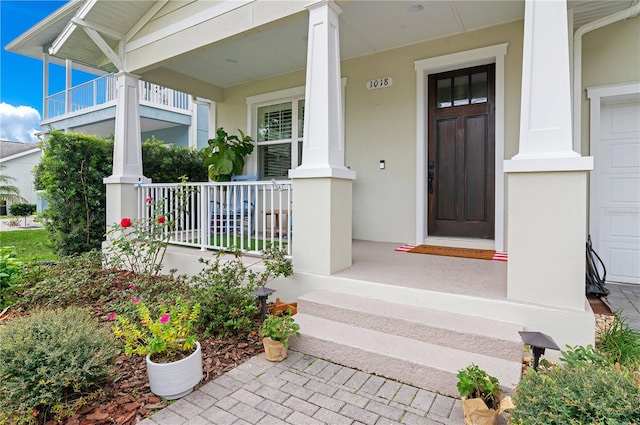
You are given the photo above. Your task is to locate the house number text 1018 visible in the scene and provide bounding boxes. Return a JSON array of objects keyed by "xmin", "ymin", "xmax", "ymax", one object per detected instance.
[{"xmin": 366, "ymin": 77, "xmax": 393, "ymax": 90}]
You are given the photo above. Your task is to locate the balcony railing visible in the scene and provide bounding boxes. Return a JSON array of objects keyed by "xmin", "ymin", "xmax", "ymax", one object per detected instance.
[
  {"xmin": 44, "ymin": 74, "xmax": 190, "ymax": 120},
  {"xmin": 136, "ymin": 181, "xmax": 293, "ymax": 256}
]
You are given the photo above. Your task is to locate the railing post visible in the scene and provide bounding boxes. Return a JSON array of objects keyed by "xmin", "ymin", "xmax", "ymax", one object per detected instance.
[
  {"xmin": 93, "ymin": 78, "xmax": 97, "ymax": 108},
  {"xmin": 200, "ymin": 185, "xmax": 208, "ymax": 251}
]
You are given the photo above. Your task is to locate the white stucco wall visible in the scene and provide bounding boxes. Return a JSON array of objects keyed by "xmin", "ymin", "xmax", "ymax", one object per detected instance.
[
  {"xmin": 216, "ymin": 20, "xmax": 525, "ymax": 244},
  {"xmin": 1, "ymin": 150, "xmax": 42, "ymax": 206}
]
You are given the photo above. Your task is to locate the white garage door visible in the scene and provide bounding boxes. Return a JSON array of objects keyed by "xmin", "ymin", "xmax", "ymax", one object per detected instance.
[{"xmin": 592, "ymin": 95, "xmax": 640, "ymax": 284}]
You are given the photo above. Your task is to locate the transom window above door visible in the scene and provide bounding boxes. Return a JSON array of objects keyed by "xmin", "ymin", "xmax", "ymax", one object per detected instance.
[{"xmin": 436, "ymin": 70, "xmax": 488, "ymax": 108}]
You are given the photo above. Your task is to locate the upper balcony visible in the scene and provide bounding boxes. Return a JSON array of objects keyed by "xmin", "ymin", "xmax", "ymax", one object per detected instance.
[
  {"xmin": 44, "ymin": 73, "xmax": 191, "ymax": 121},
  {"xmin": 40, "ymin": 73, "xmax": 204, "ymax": 148}
]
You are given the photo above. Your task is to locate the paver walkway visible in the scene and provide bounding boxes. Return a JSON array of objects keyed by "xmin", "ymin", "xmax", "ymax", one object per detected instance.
[
  {"xmin": 607, "ymin": 282, "xmax": 640, "ymax": 330},
  {"xmin": 140, "ymin": 351, "xmax": 465, "ymax": 425},
  {"xmin": 140, "ymin": 283, "xmax": 640, "ymax": 425}
]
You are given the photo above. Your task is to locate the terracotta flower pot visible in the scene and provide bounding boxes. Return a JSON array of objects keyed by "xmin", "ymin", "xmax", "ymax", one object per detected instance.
[
  {"xmin": 263, "ymin": 337, "xmax": 288, "ymax": 361},
  {"xmin": 145, "ymin": 341, "xmax": 203, "ymax": 400}
]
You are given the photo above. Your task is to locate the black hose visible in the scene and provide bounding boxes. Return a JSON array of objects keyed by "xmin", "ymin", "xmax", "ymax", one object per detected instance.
[{"xmin": 585, "ymin": 235, "xmax": 609, "ymax": 297}]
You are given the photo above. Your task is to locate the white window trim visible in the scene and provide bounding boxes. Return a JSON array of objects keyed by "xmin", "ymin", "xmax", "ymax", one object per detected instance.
[
  {"xmin": 414, "ymin": 43, "xmax": 508, "ymax": 252},
  {"xmin": 246, "ymin": 79, "xmax": 347, "ymax": 179},
  {"xmin": 247, "ymin": 86, "xmax": 305, "ymax": 179}
]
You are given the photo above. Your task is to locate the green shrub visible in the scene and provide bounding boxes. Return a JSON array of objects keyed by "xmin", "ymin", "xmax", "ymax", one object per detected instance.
[
  {"xmin": 34, "ymin": 130, "xmax": 113, "ymax": 255},
  {"xmin": 10, "ymin": 251, "xmax": 113, "ymax": 309},
  {"xmin": 142, "ymin": 137, "xmax": 208, "ymax": 183},
  {"xmin": 35, "ymin": 131, "xmax": 207, "ymax": 255},
  {"xmin": 0, "ymin": 247, "xmax": 22, "ymax": 308},
  {"xmin": 9, "ymin": 203, "xmax": 36, "ymax": 216},
  {"xmin": 11, "ymin": 251, "xmax": 186, "ymax": 315},
  {"xmin": 188, "ymin": 255, "xmax": 259, "ymax": 336},
  {"xmin": 511, "ymin": 362, "xmax": 640, "ymax": 425},
  {"xmin": 189, "ymin": 248, "xmax": 293, "ymax": 337},
  {"xmin": 0, "ymin": 307, "xmax": 117, "ymax": 424}
]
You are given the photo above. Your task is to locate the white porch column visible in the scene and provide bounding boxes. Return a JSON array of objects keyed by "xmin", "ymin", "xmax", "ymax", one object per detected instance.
[
  {"xmin": 504, "ymin": 0, "xmax": 593, "ymax": 311},
  {"xmin": 42, "ymin": 53, "xmax": 49, "ymax": 120},
  {"xmin": 64, "ymin": 59, "xmax": 72, "ymax": 115},
  {"xmin": 103, "ymin": 71, "xmax": 149, "ymax": 229},
  {"xmin": 289, "ymin": 0, "xmax": 356, "ymax": 274}
]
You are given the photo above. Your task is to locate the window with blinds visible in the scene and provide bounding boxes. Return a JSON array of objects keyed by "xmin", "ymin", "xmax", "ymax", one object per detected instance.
[{"xmin": 256, "ymin": 99, "xmax": 304, "ymax": 179}]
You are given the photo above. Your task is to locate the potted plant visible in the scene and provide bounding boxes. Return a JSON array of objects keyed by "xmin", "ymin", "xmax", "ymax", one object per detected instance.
[
  {"xmin": 201, "ymin": 128, "xmax": 255, "ymax": 182},
  {"xmin": 111, "ymin": 298, "xmax": 203, "ymax": 399},
  {"xmin": 261, "ymin": 311, "xmax": 300, "ymax": 361},
  {"xmin": 456, "ymin": 364, "xmax": 513, "ymax": 425}
]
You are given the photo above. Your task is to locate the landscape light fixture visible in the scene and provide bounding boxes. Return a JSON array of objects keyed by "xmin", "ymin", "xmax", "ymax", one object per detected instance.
[
  {"xmin": 519, "ymin": 331, "xmax": 561, "ymax": 371},
  {"xmin": 252, "ymin": 286, "xmax": 276, "ymax": 320}
]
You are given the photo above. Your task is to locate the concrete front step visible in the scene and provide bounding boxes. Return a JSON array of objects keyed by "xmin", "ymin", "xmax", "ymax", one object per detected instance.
[
  {"xmin": 297, "ymin": 290, "xmax": 524, "ymax": 362},
  {"xmin": 290, "ymin": 290, "xmax": 524, "ymax": 397},
  {"xmin": 289, "ymin": 313, "xmax": 522, "ymax": 397}
]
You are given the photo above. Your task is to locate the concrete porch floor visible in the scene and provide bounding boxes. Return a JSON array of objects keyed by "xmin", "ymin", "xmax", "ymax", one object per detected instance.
[
  {"xmin": 164, "ymin": 239, "xmax": 508, "ymax": 302},
  {"xmin": 337, "ymin": 240, "xmax": 507, "ymax": 300}
]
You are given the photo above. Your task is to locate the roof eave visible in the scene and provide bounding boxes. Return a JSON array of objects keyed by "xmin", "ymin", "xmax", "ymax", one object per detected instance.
[{"xmin": 4, "ymin": 0, "xmax": 84, "ymax": 59}]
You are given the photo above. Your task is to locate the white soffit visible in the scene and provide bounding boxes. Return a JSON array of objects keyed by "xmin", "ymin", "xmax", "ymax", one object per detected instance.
[{"xmin": 6, "ymin": 0, "xmax": 638, "ymax": 90}]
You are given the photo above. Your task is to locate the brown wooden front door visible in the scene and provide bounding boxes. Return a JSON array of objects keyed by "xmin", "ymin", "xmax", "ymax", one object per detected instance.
[{"xmin": 427, "ymin": 64, "xmax": 495, "ymax": 239}]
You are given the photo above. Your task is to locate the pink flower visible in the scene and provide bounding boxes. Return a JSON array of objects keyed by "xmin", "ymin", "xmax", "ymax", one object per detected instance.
[
  {"xmin": 129, "ymin": 283, "xmax": 135, "ymax": 289},
  {"xmin": 157, "ymin": 217, "xmax": 166, "ymax": 224},
  {"xmin": 109, "ymin": 313, "xmax": 117, "ymax": 321},
  {"xmin": 160, "ymin": 314, "xmax": 170, "ymax": 324},
  {"xmin": 146, "ymin": 195, "xmax": 153, "ymax": 203},
  {"xmin": 133, "ymin": 297, "xmax": 140, "ymax": 304},
  {"xmin": 120, "ymin": 217, "xmax": 132, "ymax": 228}
]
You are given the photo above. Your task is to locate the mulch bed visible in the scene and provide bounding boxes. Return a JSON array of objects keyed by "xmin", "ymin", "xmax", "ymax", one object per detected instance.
[
  {"xmin": 0, "ymin": 269, "xmax": 266, "ymax": 425},
  {"xmin": 46, "ymin": 328, "xmax": 264, "ymax": 425}
]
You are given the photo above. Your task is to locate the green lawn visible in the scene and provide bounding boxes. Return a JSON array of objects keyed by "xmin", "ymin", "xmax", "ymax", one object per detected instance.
[{"xmin": 0, "ymin": 230, "xmax": 57, "ymax": 262}]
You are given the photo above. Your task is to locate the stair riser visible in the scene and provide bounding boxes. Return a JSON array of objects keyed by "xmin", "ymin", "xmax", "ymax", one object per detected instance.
[
  {"xmin": 290, "ymin": 335, "xmax": 522, "ymax": 398},
  {"xmin": 298, "ymin": 298, "xmax": 522, "ymax": 362},
  {"xmin": 290, "ymin": 334, "xmax": 459, "ymax": 397}
]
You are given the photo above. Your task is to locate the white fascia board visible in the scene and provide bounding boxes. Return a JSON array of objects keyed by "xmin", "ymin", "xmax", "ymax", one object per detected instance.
[
  {"xmin": 126, "ymin": 0, "xmax": 253, "ymax": 53},
  {"xmin": 5, "ymin": 0, "xmax": 82, "ymax": 54},
  {"xmin": 0, "ymin": 148, "xmax": 42, "ymax": 163}
]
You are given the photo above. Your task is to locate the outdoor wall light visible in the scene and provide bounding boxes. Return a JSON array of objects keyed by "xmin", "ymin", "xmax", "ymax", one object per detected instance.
[
  {"xmin": 252, "ymin": 286, "xmax": 276, "ymax": 320},
  {"xmin": 519, "ymin": 331, "xmax": 560, "ymax": 371}
]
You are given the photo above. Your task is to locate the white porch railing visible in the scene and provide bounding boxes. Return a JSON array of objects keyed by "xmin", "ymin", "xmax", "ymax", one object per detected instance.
[
  {"xmin": 44, "ymin": 74, "xmax": 190, "ymax": 120},
  {"xmin": 136, "ymin": 181, "xmax": 293, "ymax": 256}
]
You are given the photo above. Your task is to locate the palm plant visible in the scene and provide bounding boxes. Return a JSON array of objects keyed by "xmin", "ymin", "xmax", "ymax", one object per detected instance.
[{"xmin": 0, "ymin": 164, "xmax": 27, "ymax": 211}]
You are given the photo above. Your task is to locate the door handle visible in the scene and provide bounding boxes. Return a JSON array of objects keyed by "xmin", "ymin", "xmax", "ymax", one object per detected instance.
[{"xmin": 428, "ymin": 172, "xmax": 434, "ymax": 194}]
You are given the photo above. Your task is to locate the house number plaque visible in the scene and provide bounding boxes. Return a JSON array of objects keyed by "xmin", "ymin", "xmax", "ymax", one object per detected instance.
[{"xmin": 366, "ymin": 77, "xmax": 393, "ymax": 90}]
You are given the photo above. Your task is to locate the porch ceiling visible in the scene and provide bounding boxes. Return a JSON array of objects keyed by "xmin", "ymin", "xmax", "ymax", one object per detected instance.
[{"xmin": 6, "ymin": 0, "xmax": 639, "ymax": 92}]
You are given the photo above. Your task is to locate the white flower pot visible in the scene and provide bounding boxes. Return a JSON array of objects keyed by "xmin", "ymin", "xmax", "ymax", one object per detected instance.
[{"xmin": 145, "ymin": 341, "xmax": 203, "ymax": 400}]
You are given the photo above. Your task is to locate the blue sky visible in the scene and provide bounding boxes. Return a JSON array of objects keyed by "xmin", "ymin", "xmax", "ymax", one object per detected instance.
[{"xmin": 1, "ymin": 0, "xmax": 68, "ymax": 142}]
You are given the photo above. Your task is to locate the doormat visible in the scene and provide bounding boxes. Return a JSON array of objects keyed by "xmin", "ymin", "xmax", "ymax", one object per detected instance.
[
  {"xmin": 394, "ymin": 244, "xmax": 417, "ymax": 252},
  {"xmin": 408, "ymin": 245, "xmax": 496, "ymax": 260}
]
